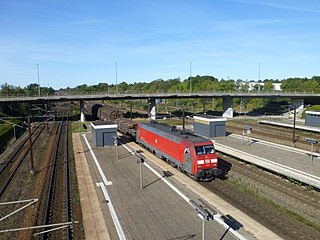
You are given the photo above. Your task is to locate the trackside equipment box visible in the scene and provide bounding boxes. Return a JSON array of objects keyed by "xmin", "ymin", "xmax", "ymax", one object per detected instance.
[
  {"xmin": 305, "ymin": 111, "xmax": 320, "ymax": 127},
  {"xmin": 193, "ymin": 115, "xmax": 227, "ymax": 138},
  {"xmin": 91, "ymin": 121, "xmax": 117, "ymax": 147}
]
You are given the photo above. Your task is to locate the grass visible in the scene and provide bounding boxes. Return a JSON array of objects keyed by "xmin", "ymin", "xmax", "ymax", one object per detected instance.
[
  {"xmin": 71, "ymin": 121, "xmax": 88, "ymax": 133},
  {"xmin": 227, "ymin": 178, "xmax": 320, "ymax": 233}
]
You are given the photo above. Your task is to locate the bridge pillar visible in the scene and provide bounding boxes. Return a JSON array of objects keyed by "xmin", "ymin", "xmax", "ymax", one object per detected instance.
[
  {"xmin": 222, "ymin": 98, "xmax": 234, "ymax": 118},
  {"xmin": 291, "ymin": 98, "xmax": 304, "ymax": 111},
  {"xmin": 148, "ymin": 98, "xmax": 156, "ymax": 120},
  {"xmin": 80, "ymin": 100, "xmax": 85, "ymax": 122}
]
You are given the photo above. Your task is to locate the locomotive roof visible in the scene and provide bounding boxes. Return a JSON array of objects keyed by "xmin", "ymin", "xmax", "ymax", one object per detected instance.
[{"xmin": 141, "ymin": 122, "xmax": 210, "ymax": 143}]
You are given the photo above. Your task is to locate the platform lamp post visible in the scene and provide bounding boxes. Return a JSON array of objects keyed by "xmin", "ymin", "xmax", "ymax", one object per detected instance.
[
  {"xmin": 135, "ymin": 150, "xmax": 144, "ymax": 189},
  {"xmin": 305, "ymin": 138, "xmax": 318, "ymax": 163},
  {"xmin": 189, "ymin": 62, "xmax": 192, "ymax": 93},
  {"xmin": 115, "ymin": 61, "xmax": 118, "ymax": 93},
  {"xmin": 292, "ymin": 107, "xmax": 297, "ymax": 147},
  {"xmin": 113, "ymin": 134, "xmax": 118, "ymax": 161}
]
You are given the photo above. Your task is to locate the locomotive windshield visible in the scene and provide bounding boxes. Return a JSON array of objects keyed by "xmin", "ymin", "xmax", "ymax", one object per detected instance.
[{"xmin": 195, "ymin": 145, "xmax": 215, "ymax": 155}]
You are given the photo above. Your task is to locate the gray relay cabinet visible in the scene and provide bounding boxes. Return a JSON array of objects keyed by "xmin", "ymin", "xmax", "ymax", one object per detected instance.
[
  {"xmin": 305, "ymin": 111, "xmax": 320, "ymax": 127},
  {"xmin": 91, "ymin": 121, "xmax": 117, "ymax": 147},
  {"xmin": 193, "ymin": 115, "xmax": 227, "ymax": 138}
]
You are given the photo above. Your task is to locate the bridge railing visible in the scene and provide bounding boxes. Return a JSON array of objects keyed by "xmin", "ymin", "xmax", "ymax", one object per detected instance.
[{"xmin": 0, "ymin": 90, "xmax": 317, "ymax": 99}]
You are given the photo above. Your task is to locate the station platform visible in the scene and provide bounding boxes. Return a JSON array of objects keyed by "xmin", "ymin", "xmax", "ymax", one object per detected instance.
[
  {"xmin": 214, "ymin": 134, "xmax": 320, "ymax": 189},
  {"xmin": 258, "ymin": 119, "xmax": 320, "ymax": 133},
  {"xmin": 72, "ymin": 131, "xmax": 286, "ymax": 240},
  {"xmin": 76, "ymin": 133, "xmax": 248, "ymax": 240}
]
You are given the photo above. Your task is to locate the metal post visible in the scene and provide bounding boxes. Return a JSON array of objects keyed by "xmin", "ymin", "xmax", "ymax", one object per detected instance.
[
  {"xmin": 202, "ymin": 98, "xmax": 206, "ymax": 113},
  {"xmin": 311, "ymin": 143, "xmax": 314, "ymax": 163},
  {"xmin": 45, "ymin": 103, "xmax": 48, "ymax": 116},
  {"xmin": 130, "ymin": 102, "xmax": 133, "ymax": 120},
  {"xmin": 292, "ymin": 108, "xmax": 296, "ymax": 146},
  {"xmin": 37, "ymin": 64, "xmax": 40, "ymax": 97},
  {"xmin": 116, "ymin": 143, "xmax": 118, "ymax": 161},
  {"xmin": 189, "ymin": 62, "xmax": 192, "ymax": 93},
  {"xmin": 28, "ymin": 116, "xmax": 35, "ymax": 175},
  {"xmin": 182, "ymin": 108, "xmax": 185, "ymax": 130},
  {"xmin": 140, "ymin": 159, "xmax": 143, "ymax": 189},
  {"xmin": 13, "ymin": 125, "xmax": 16, "ymax": 140},
  {"xmin": 114, "ymin": 135, "xmax": 118, "ymax": 161},
  {"xmin": 115, "ymin": 61, "xmax": 118, "ymax": 93},
  {"xmin": 305, "ymin": 138, "xmax": 318, "ymax": 163},
  {"xmin": 202, "ymin": 217, "xmax": 205, "ymax": 240}
]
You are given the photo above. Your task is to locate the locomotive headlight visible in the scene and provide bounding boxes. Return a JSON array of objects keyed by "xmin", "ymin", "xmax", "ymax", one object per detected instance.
[
  {"xmin": 210, "ymin": 158, "xmax": 217, "ymax": 163},
  {"xmin": 197, "ymin": 160, "xmax": 204, "ymax": 164}
]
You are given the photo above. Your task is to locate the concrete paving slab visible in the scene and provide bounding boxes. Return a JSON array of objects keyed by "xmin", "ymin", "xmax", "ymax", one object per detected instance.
[
  {"xmin": 81, "ymin": 133, "xmax": 240, "ymax": 240},
  {"xmin": 72, "ymin": 133, "xmax": 110, "ymax": 240}
]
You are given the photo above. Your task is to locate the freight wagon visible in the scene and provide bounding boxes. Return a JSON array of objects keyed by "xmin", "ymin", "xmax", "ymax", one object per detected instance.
[{"xmin": 136, "ymin": 122, "xmax": 220, "ymax": 181}]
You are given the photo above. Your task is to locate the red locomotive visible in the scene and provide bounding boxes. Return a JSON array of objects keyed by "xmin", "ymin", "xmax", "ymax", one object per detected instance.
[{"xmin": 136, "ymin": 122, "xmax": 220, "ymax": 181}]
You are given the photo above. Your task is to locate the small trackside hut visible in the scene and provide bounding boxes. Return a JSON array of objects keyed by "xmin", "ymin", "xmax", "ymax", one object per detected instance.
[
  {"xmin": 91, "ymin": 120, "xmax": 117, "ymax": 147},
  {"xmin": 305, "ymin": 111, "xmax": 320, "ymax": 127},
  {"xmin": 193, "ymin": 115, "xmax": 227, "ymax": 138}
]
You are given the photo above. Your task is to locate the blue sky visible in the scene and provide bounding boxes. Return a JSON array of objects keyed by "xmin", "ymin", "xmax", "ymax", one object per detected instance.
[{"xmin": 1, "ymin": 0, "xmax": 320, "ymax": 89}]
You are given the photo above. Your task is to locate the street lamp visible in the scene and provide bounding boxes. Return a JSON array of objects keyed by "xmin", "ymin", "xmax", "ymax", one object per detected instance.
[
  {"xmin": 37, "ymin": 64, "xmax": 40, "ymax": 96},
  {"xmin": 115, "ymin": 62, "xmax": 118, "ymax": 93},
  {"xmin": 189, "ymin": 62, "xmax": 192, "ymax": 93}
]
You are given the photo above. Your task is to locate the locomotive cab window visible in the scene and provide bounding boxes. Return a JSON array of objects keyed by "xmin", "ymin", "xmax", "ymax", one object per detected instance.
[{"xmin": 195, "ymin": 145, "xmax": 214, "ymax": 155}]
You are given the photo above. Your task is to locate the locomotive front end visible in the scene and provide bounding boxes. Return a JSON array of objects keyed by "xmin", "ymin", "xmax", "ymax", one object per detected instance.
[{"xmin": 193, "ymin": 142, "xmax": 220, "ymax": 181}]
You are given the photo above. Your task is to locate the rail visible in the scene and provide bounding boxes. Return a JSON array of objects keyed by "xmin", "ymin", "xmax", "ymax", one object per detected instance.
[
  {"xmin": 0, "ymin": 124, "xmax": 45, "ymax": 198},
  {"xmin": 42, "ymin": 119, "xmax": 63, "ymax": 239},
  {"xmin": 65, "ymin": 119, "xmax": 71, "ymax": 239},
  {"xmin": 41, "ymin": 110, "xmax": 72, "ymax": 239}
]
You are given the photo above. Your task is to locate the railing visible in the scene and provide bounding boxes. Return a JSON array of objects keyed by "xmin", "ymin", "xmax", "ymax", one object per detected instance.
[{"xmin": 0, "ymin": 90, "xmax": 318, "ymax": 99}]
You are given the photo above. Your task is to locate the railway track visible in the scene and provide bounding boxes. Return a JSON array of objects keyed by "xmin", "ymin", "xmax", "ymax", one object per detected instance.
[
  {"xmin": 201, "ymin": 177, "xmax": 319, "ymax": 239},
  {"xmin": 41, "ymin": 116, "xmax": 73, "ymax": 240},
  {"xmin": 0, "ymin": 123, "xmax": 45, "ymax": 198},
  {"xmin": 228, "ymin": 156, "xmax": 320, "ymax": 223},
  {"xmin": 226, "ymin": 120, "xmax": 320, "ymax": 151},
  {"xmin": 203, "ymin": 153, "xmax": 320, "ymax": 239}
]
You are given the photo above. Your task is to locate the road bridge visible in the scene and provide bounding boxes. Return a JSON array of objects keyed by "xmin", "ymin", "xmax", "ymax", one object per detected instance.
[{"xmin": 1, "ymin": 91, "xmax": 319, "ymax": 120}]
